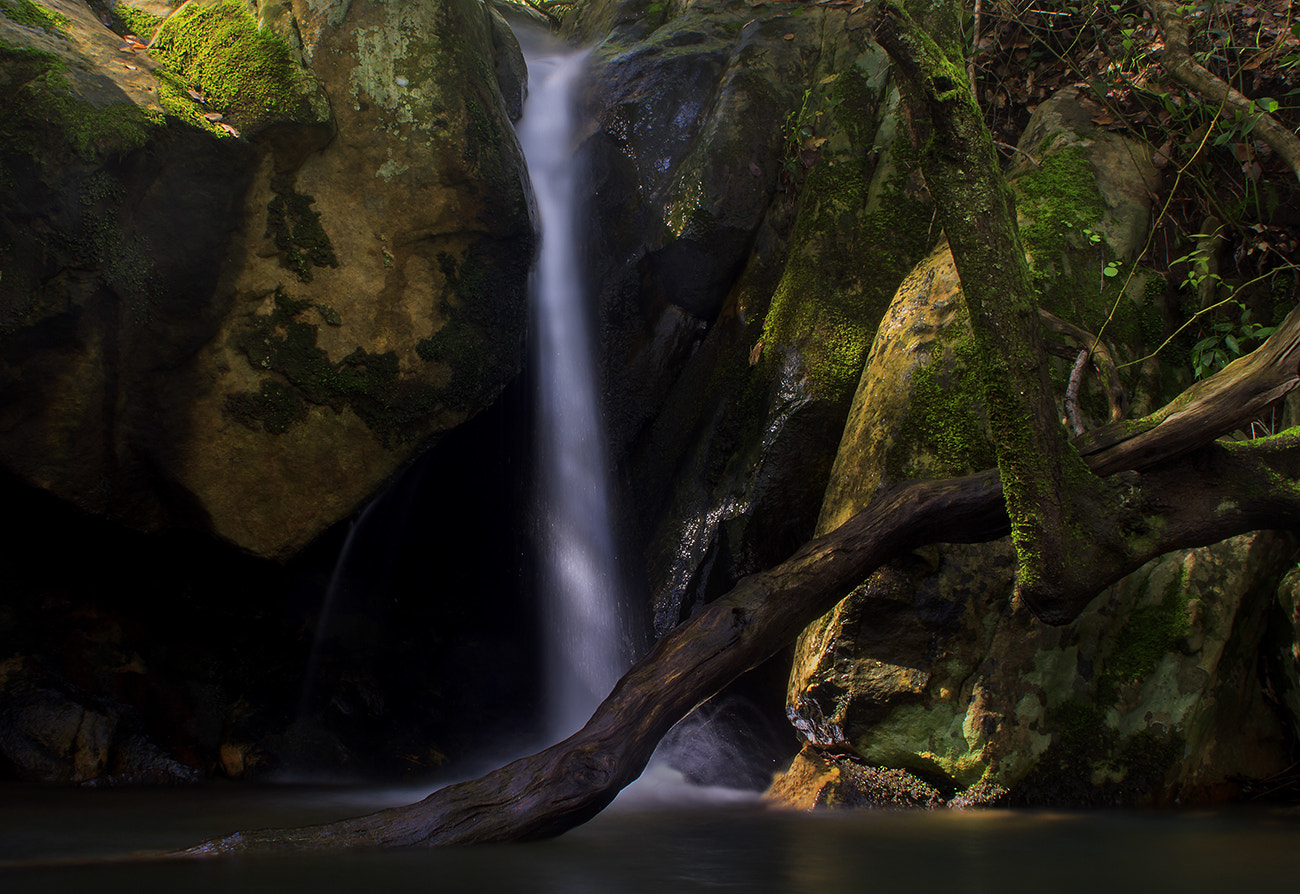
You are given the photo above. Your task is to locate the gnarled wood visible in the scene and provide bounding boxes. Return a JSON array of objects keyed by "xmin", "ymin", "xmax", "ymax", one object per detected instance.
[{"xmin": 1038, "ymin": 308, "xmax": 1129, "ymax": 423}]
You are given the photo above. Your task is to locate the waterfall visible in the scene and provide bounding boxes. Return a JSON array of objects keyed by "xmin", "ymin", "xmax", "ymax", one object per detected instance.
[{"xmin": 518, "ymin": 34, "xmax": 630, "ymax": 741}]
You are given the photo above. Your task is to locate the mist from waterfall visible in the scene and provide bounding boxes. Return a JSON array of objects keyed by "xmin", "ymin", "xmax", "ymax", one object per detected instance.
[{"xmin": 518, "ymin": 34, "xmax": 630, "ymax": 741}]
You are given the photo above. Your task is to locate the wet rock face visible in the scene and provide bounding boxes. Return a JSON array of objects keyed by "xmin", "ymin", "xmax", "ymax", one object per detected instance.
[
  {"xmin": 574, "ymin": 1, "xmax": 936, "ymax": 636},
  {"xmin": 0, "ymin": 655, "xmax": 197, "ymax": 785},
  {"xmin": 1274, "ymin": 566, "xmax": 1300, "ymax": 741},
  {"xmin": 0, "ymin": 0, "xmax": 532, "ymax": 558},
  {"xmin": 578, "ymin": 0, "xmax": 829, "ymax": 452}
]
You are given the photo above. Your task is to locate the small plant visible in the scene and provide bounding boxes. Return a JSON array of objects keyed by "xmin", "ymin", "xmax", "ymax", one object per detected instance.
[{"xmin": 1190, "ymin": 303, "xmax": 1275, "ymax": 378}]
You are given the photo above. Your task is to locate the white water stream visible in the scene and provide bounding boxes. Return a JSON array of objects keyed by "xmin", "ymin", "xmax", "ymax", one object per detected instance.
[{"xmin": 518, "ymin": 36, "xmax": 631, "ymax": 740}]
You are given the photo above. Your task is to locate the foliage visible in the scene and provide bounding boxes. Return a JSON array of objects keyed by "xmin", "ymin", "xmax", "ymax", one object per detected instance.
[
  {"xmin": 971, "ymin": 0, "xmax": 1300, "ymax": 384},
  {"xmin": 1189, "ymin": 301, "xmax": 1276, "ymax": 376}
]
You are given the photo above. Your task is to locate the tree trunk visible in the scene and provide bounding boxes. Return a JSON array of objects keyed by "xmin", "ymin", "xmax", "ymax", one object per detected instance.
[{"xmin": 870, "ymin": 0, "xmax": 1124, "ymax": 624}]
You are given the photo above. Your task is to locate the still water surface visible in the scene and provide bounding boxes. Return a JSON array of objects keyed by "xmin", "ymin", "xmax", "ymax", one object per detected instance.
[{"xmin": 1, "ymin": 783, "xmax": 1297, "ymax": 892}]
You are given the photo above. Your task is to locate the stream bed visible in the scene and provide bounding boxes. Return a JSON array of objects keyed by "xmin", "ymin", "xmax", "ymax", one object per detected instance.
[{"xmin": 1, "ymin": 783, "xmax": 1297, "ymax": 892}]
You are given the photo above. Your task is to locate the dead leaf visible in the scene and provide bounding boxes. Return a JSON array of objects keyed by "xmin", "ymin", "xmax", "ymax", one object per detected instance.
[
  {"xmin": 1153, "ymin": 139, "xmax": 1174, "ymax": 169},
  {"xmin": 748, "ymin": 160, "xmax": 761, "ymax": 177},
  {"xmin": 783, "ymin": 33, "xmax": 794, "ymax": 40}
]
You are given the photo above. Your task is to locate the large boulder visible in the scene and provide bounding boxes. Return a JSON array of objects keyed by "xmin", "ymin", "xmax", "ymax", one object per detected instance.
[
  {"xmin": 775, "ymin": 90, "xmax": 1298, "ymax": 805},
  {"xmin": 577, "ymin": 0, "xmax": 862, "ymax": 451},
  {"xmin": 1273, "ymin": 562, "xmax": 1300, "ymax": 742},
  {"xmin": 0, "ymin": 0, "xmax": 533, "ymax": 558}
]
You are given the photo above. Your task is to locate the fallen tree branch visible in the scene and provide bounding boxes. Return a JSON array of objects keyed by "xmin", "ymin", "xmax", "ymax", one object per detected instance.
[
  {"xmin": 1147, "ymin": 0, "xmax": 1300, "ymax": 181},
  {"xmin": 1038, "ymin": 308, "xmax": 1129, "ymax": 423},
  {"xmin": 180, "ymin": 304, "xmax": 1300, "ymax": 855},
  {"xmin": 1065, "ymin": 348, "xmax": 1090, "ymax": 435},
  {"xmin": 1075, "ymin": 299, "xmax": 1300, "ymax": 475}
]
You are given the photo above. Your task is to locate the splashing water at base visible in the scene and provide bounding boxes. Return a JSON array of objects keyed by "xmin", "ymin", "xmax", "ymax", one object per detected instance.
[{"xmin": 519, "ymin": 33, "xmax": 630, "ymax": 741}]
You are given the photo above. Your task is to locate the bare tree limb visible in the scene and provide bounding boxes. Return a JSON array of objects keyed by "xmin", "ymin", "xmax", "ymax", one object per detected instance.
[
  {"xmin": 1065, "ymin": 348, "xmax": 1089, "ymax": 435},
  {"xmin": 1039, "ymin": 308, "xmax": 1130, "ymax": 423}
]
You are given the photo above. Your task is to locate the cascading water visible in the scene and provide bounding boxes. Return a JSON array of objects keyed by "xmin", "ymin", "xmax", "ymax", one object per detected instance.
[
  {"xmin": 515, "ymin": 32, "xmax": 778, "ymax": 796},
  {"xmin": 518, "ymin": 33, "xmax": 631, "ymax": 741}
]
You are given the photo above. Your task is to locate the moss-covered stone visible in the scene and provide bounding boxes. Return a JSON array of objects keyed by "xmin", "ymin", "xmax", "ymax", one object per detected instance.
[
  {"xmin": 150, "ymin": 0, "xmax": 330, "ymax": 136},
  {"xmin": 1094, "ymin": 571, "xmax": 1191, "ymax": 703},
  {"xmin": 782, "ymin": 86, "xmax": 1291, "ymax": 807},
  {"xmin": 225, "ymin": 377, "xmax": 308, "ymax": 434},
  {"xmin": 0, "ymin": 0, "xmax": 530, "ymax": 562},
  {"xmin": 1009, "ymin": 698, "xmax": 1184, "ymax": 805},
  {"xmin": 0, "ymin": 0, "xmax": 68, "ymax": 37},
  {"xmin": 0, "ymin": 42, "xmax": 164, "ymax": 163},
  {"xmin": 622, "ymin": 16, "xmax": 926, "ymax": 633},
  {"xmin": 884, "ymin": 324, "xmax": 996, "ymax": 480},
  {"xmin": 227, "ymin": 291, "xmax": 432, "ymax": 446},
  {"xmin": 759, "ymin": 122, "xmax": 931, "ymax": 401}
]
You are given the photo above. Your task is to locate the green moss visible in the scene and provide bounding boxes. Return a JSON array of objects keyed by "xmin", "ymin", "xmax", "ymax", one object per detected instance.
[
  {"xmin": 1096, "ymin": 571, "xmax": 1192, "ymax": 703},
  {"xmin": 830, "ymin": 61, "xmax": 878, "ymax": 146},
  {"xmin": 1037, "ymin": 699, "xmax": 1117, "ymax": 783},
  {"xmin": 110, "ymin": 3, "xmax": 165, "ymax": 39},
  {"xmin": 0, "ymin": 0, "xmax": 68, "ymax": 36},
  {"xmin": 416, "ymin": 244, "xmax": 529, "ymax": 412},
  {"xmin": 227, "ymin": 239, "xmax": 526, "ymax": 441},
  {"xmin": 1014, "ymin": 147, "xmax": 1107, "ymax": 261},
  {"xmin": 225, "ymin": 378, "xmax": 308, "ymax": 434},
  {"xmin": 1011, "ymin": 698, "xmax": 1183, "ymax": 805},
  {"xmin": 887, "ymin": 328, "xmax": 998, "ymax": 478},
  {"xmin": 150, "ymin": 0, "xmax": 320, "ymax": 134},
  {"xmin": 265, "ymin": 175, "xmax": 338, "ymax": 283},
  {"xmin": 760, "ymin": 97, "xmax": 929, "ymax": 402},
  {"xmin": 0, "ymin": 43, "xmax": 165, "ymax": 162},
  {"xmin": 228, "ymin": 291, "xmax": 438, "ymax": 445}
]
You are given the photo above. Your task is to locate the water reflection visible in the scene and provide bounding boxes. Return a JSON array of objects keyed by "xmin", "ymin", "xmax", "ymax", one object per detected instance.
[{"xmin": 2, "ymin": 785, "xmax": 1297, "ymax": 893}]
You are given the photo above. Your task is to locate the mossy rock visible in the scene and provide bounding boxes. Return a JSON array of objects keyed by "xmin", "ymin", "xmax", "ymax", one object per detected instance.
[
  {"xmin": 0, "ymin": 0, "xmax": 531, "ymax": 560},
  {"xmin": 624, "ymin": 14, "xmax": 934, "ymax": 635},
  {"xmin": 150, "ymin": 0, "xmax": 331, "ymax": 141}
]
